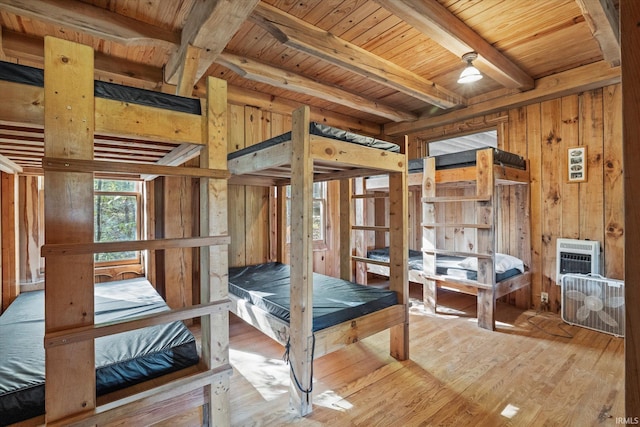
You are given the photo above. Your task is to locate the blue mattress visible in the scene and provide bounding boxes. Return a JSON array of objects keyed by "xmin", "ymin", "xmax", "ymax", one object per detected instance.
[
  {"xmin": 365, "ymin": 249, "xmax": 522, "ymax": 282},
  {"xmin": 228, "ymin": 262, "xmax": 398, "ymax": 332},
  {"xmin": 407, "ymin": 148, "xmax": 527, "ymax": 173},
  {"xmin": 227, "ymin": 122, "xmax": 399, "ymax": 160},
  {"xmin": 0, "ymin": 278, "xmax": 199, "ymax": 426},
  {"xmin": 0, "ymin": 60, "xmax": 201, "ymax": 115}
]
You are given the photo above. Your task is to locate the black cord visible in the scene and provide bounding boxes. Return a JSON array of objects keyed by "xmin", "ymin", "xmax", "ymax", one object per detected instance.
[
  {"xmin": 526, "ymin": 310, "xmax": 574, "ymax": 338},
  {"xmin": 283, "ymin": 334, "xmax": 316, "ymax": 399}
]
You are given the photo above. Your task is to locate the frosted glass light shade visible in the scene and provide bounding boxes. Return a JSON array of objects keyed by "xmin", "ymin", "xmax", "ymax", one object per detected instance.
[{"xmin": 457, "ymin": 64, "xmax": 483, "ymax": 84}]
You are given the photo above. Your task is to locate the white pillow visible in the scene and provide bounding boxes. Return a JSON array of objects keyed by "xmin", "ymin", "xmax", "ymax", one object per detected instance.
[{"xmin": 458, "ymin": 253, "xmax": 525, "ymax": 274}]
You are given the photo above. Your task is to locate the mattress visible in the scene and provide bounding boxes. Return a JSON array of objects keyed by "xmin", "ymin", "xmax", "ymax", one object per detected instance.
[
  {"xmin": 407, "ymin": 148, "xmax": 527, "ymax": 173},
  {"xmin": 367, "ymin": 247, "xmax": 423, "ymax": 271},
  {"xmin": 227, "ymin": 122, "xmax": 399, "ymax": 160},
  {"xmin": 0, "ymin": 60, "xmax": 201, "ymax": 115},
  {"xmin": 0, "ymin": 278, "xmax": 199, "ymax": 426},
  {"xmin": 228, "ymin": 262, "xmax": 398, "ymax": 332},
  {"xmin": 364, "ymin": 249, "xmax": 522, "ymax": 282}
]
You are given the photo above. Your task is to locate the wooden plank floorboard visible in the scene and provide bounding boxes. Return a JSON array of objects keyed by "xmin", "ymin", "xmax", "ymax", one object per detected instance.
[{"xmin": 224, "ymin": 287, "xmax": 624, "ymax": 426}]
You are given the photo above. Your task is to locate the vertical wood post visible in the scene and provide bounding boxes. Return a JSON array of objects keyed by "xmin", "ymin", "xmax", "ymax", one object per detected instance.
[
  {"xmin": 339, "ymin": 179, "xmax": 352, "ymax": 281},
  {"xmin": 621, "ymin": 0, "xmax": 640, "ymax": 418},
  {"xmin": 43, "ymin": 36, "xmax": 96, "ymax": 422},
  {"xmin": 422, "ymin": 157, "xmax": 437, "ymax": 312},
  {"xmin": 200, "ymin": 77, "xmax": 230, "ymax": 426},
  {"xmin": 1, "ymin": 172, "xmax": 19, "ymax": 311},
  {"xmin": 289, "ymin": 106, "xmax": 313, "ymax": 415},
  {"xmin": 388, "ymin": 136, "xmax": 409, "ymax": 360},
  {"xmin": 476, "ymin": 149, "xmax": 496, "ymax": 330}
]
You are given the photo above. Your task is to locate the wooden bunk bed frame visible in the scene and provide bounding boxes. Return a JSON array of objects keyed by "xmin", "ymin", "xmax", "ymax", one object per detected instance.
[
  {"xmin": 227, "ymin": 106, "xmax": 409, "ymax": 416},
  {"xmin": 3, "ymin": 37, "xmax": 232, "ymax": 426},
  {"xmin": 422, "ymin": 148, "xmax": 532, "ymax": 330},
  {"xmin": 350, "ymin": 172, "xmax": 424, "ymax": 286}
]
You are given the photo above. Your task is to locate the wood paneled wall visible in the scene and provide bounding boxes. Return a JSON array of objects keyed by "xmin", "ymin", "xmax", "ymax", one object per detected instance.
[{"xmin": 408, "ymin": 84, "xmax": 624, "ymax": 312}]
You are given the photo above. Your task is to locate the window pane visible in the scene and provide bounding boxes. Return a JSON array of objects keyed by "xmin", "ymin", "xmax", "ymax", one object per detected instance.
[
  {"xmin": 94, "ymin": 193, "xmax": 138, "ymax": 262},
  {"xmin": 312, "ymin": 200, "xmax": 324, "ymax": 240},
  {"xmin": 94, "ymin": 179, "xmax": 136, "ymax": 192}
]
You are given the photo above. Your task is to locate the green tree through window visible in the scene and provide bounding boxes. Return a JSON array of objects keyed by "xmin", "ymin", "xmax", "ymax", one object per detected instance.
[{"xmin": 94, "ymin": 179, "xmax": 141, "ymax": 263}]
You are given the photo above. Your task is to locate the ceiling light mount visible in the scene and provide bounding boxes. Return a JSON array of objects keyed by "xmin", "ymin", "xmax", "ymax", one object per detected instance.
[{"xmin": 457, "ymin": 51, "xmax": 483, "ymax": 84}]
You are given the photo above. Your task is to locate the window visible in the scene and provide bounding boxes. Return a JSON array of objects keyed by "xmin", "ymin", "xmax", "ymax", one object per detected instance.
[
  {"xmin": 285, "ymin": 181, "xmax": 327, "ymax": 246},
  {"xmin": 94, "ymin": 179, "xmax": 142, "ymax": 264}
]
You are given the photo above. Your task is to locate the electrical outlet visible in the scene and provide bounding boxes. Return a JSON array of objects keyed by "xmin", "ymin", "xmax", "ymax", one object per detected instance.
[{"xmin": 541, "ymin": 292, "xmax": 549, "ymax": 304}]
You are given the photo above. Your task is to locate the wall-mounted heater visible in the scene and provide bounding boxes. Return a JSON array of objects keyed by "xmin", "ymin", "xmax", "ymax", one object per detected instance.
[{"xmin": 556, "ymin": 238, "xmax": 600, "ymax": 284}]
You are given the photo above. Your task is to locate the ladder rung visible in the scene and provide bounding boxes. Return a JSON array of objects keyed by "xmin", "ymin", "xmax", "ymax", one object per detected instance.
[
  {"xmin": 351, "ymin": 193, "xmax": 388, "ymax": 199},
  {"xmin": 422, "ymin": 195, "xmax": 491, "ymax": 203},
  {"xmin": 422, "ymin": 249, "xmax": 493, "ymax": 259},
  {"xmin": 351, "ymin": 225, "xmax": 389, "ymax": 232},
  {"xmin": 352, "ymin": 256, "xmax": 389, "ymax": 267},
  {"xmin": 421, "ymin": 222, "xmax": 491, "ymax": 229}
]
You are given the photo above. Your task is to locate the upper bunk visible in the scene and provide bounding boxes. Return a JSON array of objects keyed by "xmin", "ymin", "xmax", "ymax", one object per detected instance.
[
  {"xmin": 227, "ymin": 109, "xmax": 406, "ymax": 186},
  {"xmin": 365, "ymin": 147, "xmax": 529, "ymax": 191},
  {"xmin": 0, "ymin": 60, "xmax": 206, "ymax": 177}
]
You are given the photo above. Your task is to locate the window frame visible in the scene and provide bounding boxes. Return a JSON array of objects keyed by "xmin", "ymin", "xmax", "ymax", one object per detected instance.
[
  {"xmin": 285, "ymin": 181, "xmax": 328, "ymax": 251},
  {"xmin": 93, "ymin": 179, "xmax": 143, "ymax": 267}
]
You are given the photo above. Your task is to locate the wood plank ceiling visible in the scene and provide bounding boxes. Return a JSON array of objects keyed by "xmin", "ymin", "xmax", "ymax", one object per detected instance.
[{"xmin": 0, "ymin": 0, "xmax": 621, "ymax": 174}]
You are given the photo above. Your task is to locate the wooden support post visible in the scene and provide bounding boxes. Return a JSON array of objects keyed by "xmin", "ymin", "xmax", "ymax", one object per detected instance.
[
  {"xmin": 200, "ymin": 77, "xmax": 230, "ymax": 426},
  {"xmin": 276, "ymin": 184, "xmax": 286, "ymax": 263},
  {"xmin": 43, "ymin": 36, "xmax": 96, "ymax": 423},
  {"xmin": 621, "ymin": 0, "xmax": 640, "ymax": 419},
  {"xmin": 339, "ymin": 179, "xmax": 352, "ymax": 281},
  {"xmin": 422, "ymin": 157, "xmax": 437, "ymax": 312},
  {"xmin": 289, "ymin": 106, "xmax": 314, "ymax": 416},
  {"xmin": 388, "ymin": 136, "xmax": 409, "ymax": 360},
  {"xmin": 354, "ymin": 177, "xmax": 367, "ymax": 284},
  {"xmin": 1, "ymin": 172, "xmax": 19, "ymax": 311},
  {"xmin": 475, "ymin": 149, "xmax": 496, "ymax": 330}
]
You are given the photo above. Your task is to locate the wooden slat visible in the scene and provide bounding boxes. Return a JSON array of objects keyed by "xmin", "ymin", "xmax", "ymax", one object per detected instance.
[
  {"xmin": 47, "ymin": 366, "xmax": 233, "ymax": 427},
  {"xmin": 45, "ymin": 299, "xmax": 230, "ymax": 348},
  {"xmin": 310, "ymin": 137, "xmax": 406, "ymax": 173},
  {"xmin": 351, "ymin": 225, "xmax": 389, "ymax": 232},
  {"xmin": 423, "ymin": 248, "xmax": 493, "ymax": 259},
  {"xmin": 351, "ymin": 255, "xmax": 389, "ymax": 267},
  {"xmin": 421, "ymin": 222, "xmax": 491, "ymax": 229},
  {"xmin": 422, "ymin": 195, "xmax": 491, "ymax": 203},
  {"xmin": 41, "ymin": 235, "xmax": 230, "ymax": 256},
  {"xmin": 95, "ymin": 98, "xmax": 203, "ymax": 144},
  {"xmin": 42, "ymin": 157, "xmax": 229, "ymax": 178}
]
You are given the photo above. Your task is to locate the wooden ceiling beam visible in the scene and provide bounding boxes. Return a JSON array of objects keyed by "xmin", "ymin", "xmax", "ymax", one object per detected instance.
[
  {"xmin": 216, "ymin": 52, "xmax": 417, "ymax": 123},
  {"xmin": 0, "ymin": 0, "xmax": 178, "ymax": 48},
  {"xmin": 575, "ymin": 0, "xmax": 620, "ymax": 66},
  {"xmin": 1, "ymin": 29, "xmax": 163, "ymax": 88},
  {"xmin": 250, "ymin": 2, "xmax": 465, "ymax": 110},
  {"xmin": 0, "ymin": 153, "xmax": 22, "ymax": 173},
  {"xmin": 372, "ymin": 0, "xmax": 534, "ymax": 91},
  {"xmin": 164, "ymin": 0, "xmax": 259, "ymax": 86},
  {"xmin": 384, "ymin": 60, "xmax": 620, "ymax": 135}
]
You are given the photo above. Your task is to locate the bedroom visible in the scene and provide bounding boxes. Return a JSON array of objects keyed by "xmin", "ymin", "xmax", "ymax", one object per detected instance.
[{"xmin": 0, "ymin": 0, "xmax": 636, "ymax": 426}]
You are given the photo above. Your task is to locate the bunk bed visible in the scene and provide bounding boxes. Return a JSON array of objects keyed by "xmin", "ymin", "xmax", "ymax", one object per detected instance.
[
  {"xmin": 422, "ymin": 147, "xmax": 531, "ymax": 330},
  {"xmin": 227, "ymin": 106, "xmax": 409, "ymax": 416},
  {"xmin": 0, "ymin": 278, "xmax": 199, "ymax": 425},
  {"xmin": 0, "ymin": 37, "xmax": 231, "ymax": 426}
]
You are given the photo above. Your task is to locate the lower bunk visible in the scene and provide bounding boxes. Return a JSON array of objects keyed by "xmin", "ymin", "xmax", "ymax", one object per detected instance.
[
  {"xmin": 366, "ymin": 247, "xmax": 530, "ymax": 321},
  {"xmin": 0, "ymin": 278, "xmax": 200, "ymax": 426},
  {"xmin": 227, "ymin": 262, "xmax": 406, "ymax": 359}
]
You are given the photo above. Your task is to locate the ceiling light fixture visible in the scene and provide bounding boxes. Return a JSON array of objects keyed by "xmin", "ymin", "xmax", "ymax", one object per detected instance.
[{"xmin": 457, "ymin": 52, "xmax": 483, "ymax": 84}]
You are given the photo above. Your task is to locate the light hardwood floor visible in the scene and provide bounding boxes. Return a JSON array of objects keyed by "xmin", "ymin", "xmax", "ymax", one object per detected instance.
[{"xmin": 227, "ymin": 283, "xmax": 624, "ymax": 427}]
